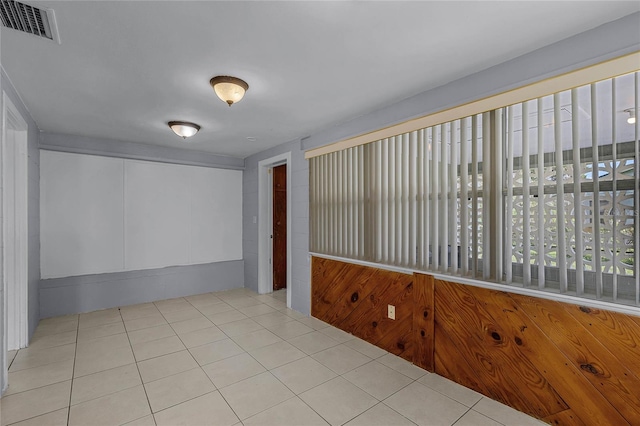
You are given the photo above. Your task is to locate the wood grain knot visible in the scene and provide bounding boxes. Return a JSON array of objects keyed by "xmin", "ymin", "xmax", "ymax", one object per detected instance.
[
  {"xmin": 491, "ymin": 332, "xmax": 501, "ymax": 341},
  {"xmin": 514, "ymin": 337, "xmax": 523, "ymax": 346},
  {"xmin": 580, "ymin": 363, "xmax": 600, "ymax": 375},
  {"xmin": 350, "ymin": 292, "xmax": 359, "ymax": 303},
  {"xmin": 423, "ymin": 311, "xmax": 428, "ymax": 318},
  {"xmin": 420, "ymin": 330, "xmax": 426, "ymax": 337},
  {"xmin": 372, "ymin": 321, "xmax": 378, "ymax": 328},
  {"xmin": 397, "ymin": 342, "xmax": 405, "ymax": 350},
  {"xmin": 579, "ymin": 306, "xmax": 592, "ymax": 313}
]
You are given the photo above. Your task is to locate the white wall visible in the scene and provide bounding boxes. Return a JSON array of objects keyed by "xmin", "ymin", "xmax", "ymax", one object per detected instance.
[
  {"xmin": 1, "ymin": 66, "xmax": 42, "ymax": 394},
  {"xmin": 41, "ymin": 150, "xmax": 242, "ymax": 279}
]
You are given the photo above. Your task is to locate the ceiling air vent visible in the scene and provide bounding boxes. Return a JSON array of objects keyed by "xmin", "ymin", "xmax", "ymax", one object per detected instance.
[{"xmin": 0, "ymin": 0, "xmax": 60, "ymax": 43}]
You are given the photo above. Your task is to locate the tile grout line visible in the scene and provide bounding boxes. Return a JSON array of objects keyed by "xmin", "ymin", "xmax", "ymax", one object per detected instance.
[
  {"xmin": 189, "ymin": 290, "xmax": 336, "ymax": 425},
  {"xmin": 221, "ymin": 323, "xmax": 366, "ymax": 425},
  {"xmin": 365, "ymin": 401, "xmax": 420, "ymax": 426},
  {"xmin": 180, "ymin": 289, "xmax": 249, "ymax": 424},
  {"xmin": 263, "ymin": 367, "xmax": 338, "ymax": 426},
  {"xmin": 466, "ymin": 398, "xmax": 509, "ymax": 426},
  {"xmin": 120, "ymin": 306, "xmax": 156, "ymax": 426},
  {"xmin": 66, "ymin": 315, "xmax": 80, "ymax": 426},
  {"xmin": 338, "ymin": 362, "xmax": 418, "ymax": 425},
  {"xmin": 210, "ymin": 322, "xmax": 336, "ymax": 424}
]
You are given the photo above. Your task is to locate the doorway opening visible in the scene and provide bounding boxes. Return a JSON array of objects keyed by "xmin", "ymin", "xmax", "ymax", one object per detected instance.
[
  {"xmin": 272, "ymin": 164, "xmax": 287, "ymax": 292},
  {"xmin": 257, "ymin": 152, "xmax": 292, "ymax": 308},
  {"xmin": 1, "ymin": 92, "xmax": 29, "ymax": 392}
]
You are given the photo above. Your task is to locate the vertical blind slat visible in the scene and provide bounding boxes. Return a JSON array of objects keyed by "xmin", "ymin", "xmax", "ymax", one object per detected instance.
[
  {"xmin": 343, "ymin": 150, "xmax": 348, "ymax": 257},
  {"xmin": 320, "ymin": 156, "xmax": 325, "ymax": 253},
  {"xmin": 571, "ymin": 88, "xmax": 585, "ymax": 296},
  {"xmin": 350, "ymin": 148, "xmax": 355, "ymax": 257},
  {"xmin": 482, "ymin": 112, "xmax": 491, "ymax": 279},
  {"xmin": 408, "ymin": 133, "xmax": 416, "ymax": 267},
  {"xmin": 441, "ymin": 124, "xmax": 449, "ymax": 272},
  {"xmin": 537, "ymin": 98, "xmax": 546, "ymax": 290},
  {"xmin": 471, "ymin": 115, "xmax": 479, "ymax": 277},
  {"xmin": 494, "ymin": 110, "xmax": 503, "ymax": 281},
  {"xmin": 313, "ymin": 157, "xmax": 318, "ymax": 253},
  {"xmin": 382, "ymin": 140, "xmax": 388, "ymax": 263},
  {"xmin": 358, "ymin": 145, "xmax": 365, "ymax": 259},
  {"xmin": 591, "ymin": 84, "xmax": 603, "ymax": 299},
  {"xmin": 416, "ymin": 131, "xmax": 423, "ymax": 268},
  {"xmin": 450, "ymin": 121, "xmax": 459, "ymax": 273},
  {"xmin": 337, "ymin": 151, "xmax": 343, "ymax": 256},
  {"xmin": 553, "ymin": 93, "xmax": 568, "ymax": 293},
  {"xmin": 460, "ymin": 118, "xmax": 469, "ymax": 276},
  {"xmin": 332, "ymin": 152, "xmax": 338, "ymax": 255},
  {"xmin": 393, "ymin": 136, "xmax": 404, "ymax": 265},
  {"xmin": 377, "ymin": 141, "xmax": 383, "ymax": 262},
  {"xmin": 348, "ymin": 149, "xmax": 352, "ymax": 257},
  {"xmin": 389, "ymin": 138, "xmax": 396, "ymax": 264},
  {"xmin": 522, "ymin": 102, "xmax": 532, "ymax": 286},
  {"xmin": 506, "ymin": 107, "xmax": 514, "ymax": 283},
  {"xmin": 611, "ymin": 79, "xmax": 618, "ymax": 301},
  {"xmin": 635, "ymin": 72, "xmax": 640, "ymax": 305},
  {"xmin": 310, "ymin": 159, "xmax": 315, "ymax": 251},
  {"xmin": 424, "ymin": 129, "xmax": 431, "ymax": 269},
  {"xmin": 432, "ymin": 127, "xmax": 440, "ymax": 268},
  {"xmin": 327, "ymin": 154, "xmax": 332, "ymax": 254}
]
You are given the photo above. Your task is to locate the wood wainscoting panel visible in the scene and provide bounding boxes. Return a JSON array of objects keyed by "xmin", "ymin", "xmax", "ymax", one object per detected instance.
[
  {"xmin": 412, "ymin": 273, "xmax": 434, "ymax": 371},
  {"xmin": 435, "ymin": 281, "xmax": 637, "ymax": 425},
  {"xmin": 434, "ymin": 280, "xmax": 568, "ymax": 419},
  {"xmin": 311, "ymin": 257, "xmax": 415, "ymax": 361},
  {"xmin": 310, "ymin": 257, "xmax": 640, "ymax": 425},
  {"xmin": 512, "ymin": 294, "xmax": 640, "ymax": 424}
]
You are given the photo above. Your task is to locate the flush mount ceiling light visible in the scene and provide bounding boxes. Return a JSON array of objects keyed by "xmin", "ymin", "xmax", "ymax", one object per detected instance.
[
  {"xmin": 168, "ymin": 121, "xmax": 200, "ymax": 139},
  {"xmin": 210, "ymin": 76, "xmax": 249, "ymax": 106},
  {"xmin": 624, "ymin": 108, "xmax": 636, "ymax": 124}
]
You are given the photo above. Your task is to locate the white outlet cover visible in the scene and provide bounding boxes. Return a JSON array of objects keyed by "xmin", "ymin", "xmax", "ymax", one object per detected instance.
[{"xmin": 388, "ymin": 304, "xmax": 396, "ymax": 320}]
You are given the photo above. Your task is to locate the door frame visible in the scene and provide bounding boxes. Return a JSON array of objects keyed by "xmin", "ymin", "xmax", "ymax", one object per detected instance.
[
  {"xmin": 2, "ymin": 91, "xmax": 29, "ymax": 359},
  {"xmin": 257, "ymin": 152, "xmax": 292, "ymax": 308}
]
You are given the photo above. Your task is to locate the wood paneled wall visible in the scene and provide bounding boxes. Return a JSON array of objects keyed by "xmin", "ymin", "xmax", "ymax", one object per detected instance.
[
  {"xmin": 311, "ymin": 257, "xmax": 640, "ymax": 425},
  {"xmin": 311, "ymin": 257, "xmax": 433, "ymax": 368}
]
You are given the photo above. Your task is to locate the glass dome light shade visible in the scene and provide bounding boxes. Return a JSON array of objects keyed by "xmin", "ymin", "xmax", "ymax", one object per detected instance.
[
  {"xmin": 168, "ymin": 121, "xmax": 200, "ymax": 139},
  {"xmin": 210, "ymin": 76, "xmax": 249, "ymax": 106}
]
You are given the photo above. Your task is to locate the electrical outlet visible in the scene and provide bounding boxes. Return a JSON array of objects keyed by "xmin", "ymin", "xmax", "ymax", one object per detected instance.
[{"xmin": 388, "ymin": 304, "xmax": 396, "ymax": 320}]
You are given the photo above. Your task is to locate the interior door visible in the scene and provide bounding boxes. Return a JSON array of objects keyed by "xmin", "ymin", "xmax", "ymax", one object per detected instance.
[{"xmin": 272, "ymin": 164, "xmax": 287, "ymax": 290}]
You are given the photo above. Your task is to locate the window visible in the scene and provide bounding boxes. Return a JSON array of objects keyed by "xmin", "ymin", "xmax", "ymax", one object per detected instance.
[
  {"xmin": 309, "ymin": 71, "xmax": 639, "ymax": 307},
  {"xmin": 505, "ymin": 73, "xmax": 638, "ymax": 303}
]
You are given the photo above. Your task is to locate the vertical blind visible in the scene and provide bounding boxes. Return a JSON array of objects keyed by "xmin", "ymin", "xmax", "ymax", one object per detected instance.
[{"xmin": 310, "ymin": 71, "xmax": 639, "ymax": 306}]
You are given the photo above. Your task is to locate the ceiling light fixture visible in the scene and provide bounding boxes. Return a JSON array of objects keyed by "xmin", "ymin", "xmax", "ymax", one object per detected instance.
[
  {"xmin": 168, "ymin": 121, "xmax": 200, "ymax": 139},
  {"xmin": 624, "ymin": 108, "xmax": 636, "ymax": 124},
  {"xmin": 210, "ymin": 76, "xmax": 249, "ymax": 106}
]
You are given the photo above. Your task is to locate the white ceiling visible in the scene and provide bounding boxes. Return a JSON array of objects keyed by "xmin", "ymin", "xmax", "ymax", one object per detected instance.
[{"xmin": 2, "ymin": 1, "xmax": 639, "ymax": 159}]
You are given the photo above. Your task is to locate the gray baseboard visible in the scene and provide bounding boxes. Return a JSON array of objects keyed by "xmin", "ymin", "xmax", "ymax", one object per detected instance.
[{"xmin": 39, "ymin": 260, "xmax": 244, "ymax": 318}]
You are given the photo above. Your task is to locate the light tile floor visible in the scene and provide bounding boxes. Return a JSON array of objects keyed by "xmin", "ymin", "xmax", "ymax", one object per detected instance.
[{"xmin": 1, "ymin": 288, "xmax": 546, "ymax": 426}]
